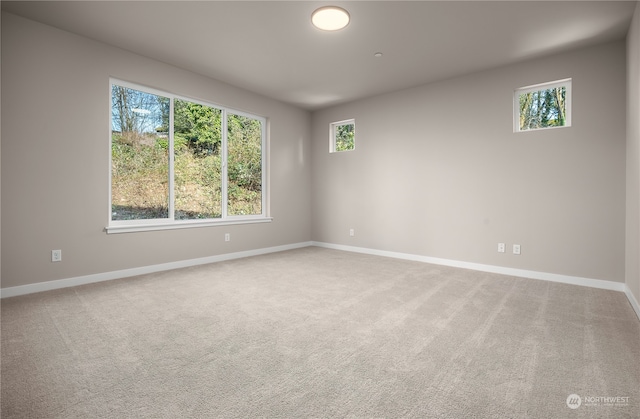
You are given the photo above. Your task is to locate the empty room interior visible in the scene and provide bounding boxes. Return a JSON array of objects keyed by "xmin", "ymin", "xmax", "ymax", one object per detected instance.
[{"xmin": 2, "ymin": 1, "xmax": 640, "ymax": 417}]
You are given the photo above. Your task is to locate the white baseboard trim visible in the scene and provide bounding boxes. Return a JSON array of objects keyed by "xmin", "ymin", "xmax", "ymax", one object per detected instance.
[
  {"xmin": 0, "ymin": 241, "xmax": 313, "ymax": 299},
  {"xmin": 312, "ymin": 241, "xmax": 628, "ymax": 293},
  {"xmin": 314, "ymin": 242, "xmax": 640, "ymax": 320},
  {"xmin": 4, "ymin": 239, "xmax": 639, "ymax": 322},
  {"xmin": 625, "ymin": 285, "xmax": 640, "ymax": 321}
]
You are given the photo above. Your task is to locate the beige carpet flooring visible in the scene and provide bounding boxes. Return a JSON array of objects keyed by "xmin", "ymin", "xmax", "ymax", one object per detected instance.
[{"xmin": 1, "ymin": 247, "xmax": 639, "ymax": 418}]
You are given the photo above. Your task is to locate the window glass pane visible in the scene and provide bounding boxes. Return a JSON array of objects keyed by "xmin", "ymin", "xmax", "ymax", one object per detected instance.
[
  {"xmin": 335, "ymin": 122, "xmax": 355, "ymax": 151},
  {"xmin": 111, "ymin": 85, "xmax": 169, "ymax": 220},
  {"xmin": 174, "ymin": 99, "xmax": 223, "ymax": 219},
  {"xmin": 227, "ymin": 114, "xmax": 262, "ymax": 216},
  {"xmin": 518, "ymin": 86, "xmax": 567, "ymax": 131}
]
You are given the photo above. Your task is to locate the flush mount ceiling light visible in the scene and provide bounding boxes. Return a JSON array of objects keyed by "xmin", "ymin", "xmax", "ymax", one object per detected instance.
[{"xmin": 311, "ymin": 6, "xmax": 350, "ymax": 31}]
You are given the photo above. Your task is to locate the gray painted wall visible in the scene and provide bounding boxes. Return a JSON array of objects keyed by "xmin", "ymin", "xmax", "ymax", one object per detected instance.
[
  {"xmin": 1, "ymin": 11, "xmax": 635, "ymax": 292},
  {"xmin": 311, "ymin": 42, "xmax": 627, "ymax": 283},
  {"xmin": 1, "ymin": 13, "xmax": 312, "ymax": 288},
  {"xmin": 627, "ymin": 3, "xmax": 640, "ymax": 303}
]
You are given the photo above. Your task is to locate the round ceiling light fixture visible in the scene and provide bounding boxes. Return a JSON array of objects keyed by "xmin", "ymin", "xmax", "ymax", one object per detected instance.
[{"xmin": 311, "ymin": 6, "xmax": 350, "ymax": 31}]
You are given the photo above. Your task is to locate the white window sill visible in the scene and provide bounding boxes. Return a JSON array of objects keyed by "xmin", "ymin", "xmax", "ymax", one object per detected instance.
[{"xmin": 105, "ymin": 217, "xmax": 273, "ymax": 234}]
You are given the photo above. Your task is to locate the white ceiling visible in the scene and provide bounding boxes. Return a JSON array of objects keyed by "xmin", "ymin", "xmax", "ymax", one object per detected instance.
[{"xmin": 2, "ymin": 1, "xmax": 637, "ymax": 110}]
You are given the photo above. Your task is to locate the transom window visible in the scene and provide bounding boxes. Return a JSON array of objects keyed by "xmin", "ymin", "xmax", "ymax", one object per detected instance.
[
  {"xmin": 108, "ymin": 79, "xmax": 268, "ymax": 233},
  {"xmin": 330, "ymin": 119, "xmax": 355, "ymax": 152},
  {"xmin": 514, "ymin": 78, "xmax": 571, "ymax": 132}
]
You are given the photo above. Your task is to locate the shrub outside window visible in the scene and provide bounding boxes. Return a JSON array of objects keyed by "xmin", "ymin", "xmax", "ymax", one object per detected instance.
[
  {"xmin": 109, "ymin": 79, "xmax": 267, "ymax": 233},
  {"xmin": 514, "ymin": 78, "xmax": 571, "ymax": 132},
  {"xmin": 330, "ymin": 119, "xmax": 355, "ymax": 152}
]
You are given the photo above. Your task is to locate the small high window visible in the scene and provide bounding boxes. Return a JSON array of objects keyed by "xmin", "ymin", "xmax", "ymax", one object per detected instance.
[
  {"xmin": 514, "ymin": 78, "xmax": 571, "ymax": 132},
  {"xmin": 330, "ymin": 119, "xmax": 355, "ymax": 152}
]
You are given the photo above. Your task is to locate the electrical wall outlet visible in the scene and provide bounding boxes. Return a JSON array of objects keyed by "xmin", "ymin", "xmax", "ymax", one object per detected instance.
[
  {"xmin": 225, "ymin": 233, "xmax": 231, "ymax": 242},
  {"xmin": 349, "ymin": 228, "xmax": 355, "ymax": 237},
  {"xmin": 497, "ymin": 243, "xmax": 505, "ymax": 253},
  {"xmin": 513, "ymin": 244, "xmax": 521, "ymax": 255},
  {"xmin": 51, "ymin": 249, "xmax": 62, "ymax": 262}
]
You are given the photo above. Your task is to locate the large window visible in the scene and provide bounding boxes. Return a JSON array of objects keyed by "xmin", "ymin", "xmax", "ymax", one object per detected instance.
[
  {"xmin": 514, "ymin": 78, "xmax": 571, "ymax": 132},
  {"xmin": 109, "ymin": 80, "xmax": 267, "ymax": 233}
]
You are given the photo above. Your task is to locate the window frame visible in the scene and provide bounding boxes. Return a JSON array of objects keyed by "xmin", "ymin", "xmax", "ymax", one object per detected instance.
[
  {"xmin": 514, "ymin": 78, "xmax": 572, "ymax": 133},
  {"xmin": 107, "ymin": 78, "xmax": 270, "ymax": 234},
  {"xmin": 329, "ymin": 119, "xmax": 355, "ymax": 153}
]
